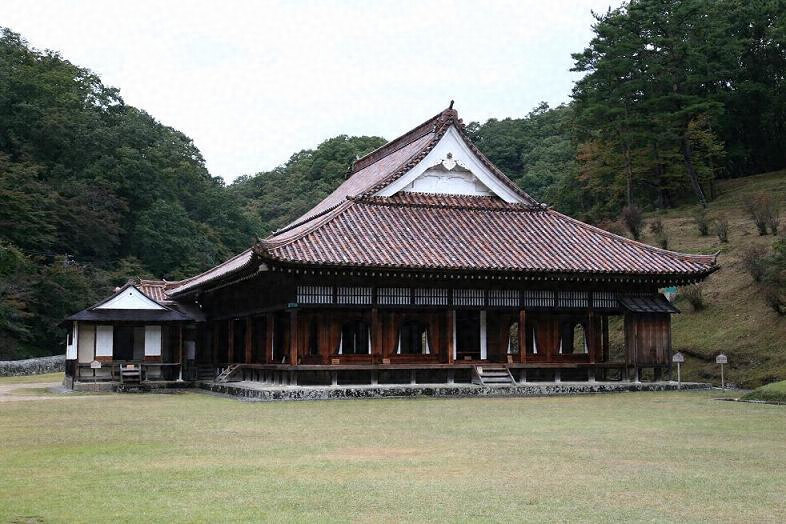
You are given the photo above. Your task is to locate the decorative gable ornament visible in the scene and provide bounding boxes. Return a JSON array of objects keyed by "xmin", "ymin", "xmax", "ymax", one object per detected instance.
[
  {"xmin": 375, "ymin": 125, "xmax": 524, "ymax": 203},
  {"xmin": 401, "ymin": 153, "xmax": 494, "ymax": 197}
]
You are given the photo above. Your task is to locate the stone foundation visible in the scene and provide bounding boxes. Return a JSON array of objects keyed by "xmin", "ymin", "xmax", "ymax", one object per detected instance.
[
  {"xmin": 0, "ymin": 355, "xmax": 65, "ymax": 376},
  {"xmin": 199, "ymin": 380, "xmax": 711, "ymax": 402}
]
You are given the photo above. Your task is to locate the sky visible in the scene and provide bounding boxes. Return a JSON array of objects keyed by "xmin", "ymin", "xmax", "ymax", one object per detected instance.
[{"xmin": 1, "ymin": 0, "xmax": 619, "ymax": 182}]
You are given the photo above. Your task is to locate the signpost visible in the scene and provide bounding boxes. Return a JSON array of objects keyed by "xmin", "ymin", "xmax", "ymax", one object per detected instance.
[
  {"xmin": 716, "ymin": 353, "xmax": 728, "ymax": 389},
  {"xmin": 672, "ymin": 352, "xmax": 685, "ymax": 389}
]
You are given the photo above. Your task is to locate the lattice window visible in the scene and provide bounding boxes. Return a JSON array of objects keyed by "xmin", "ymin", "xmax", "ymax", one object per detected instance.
[
  {"xmin": 522, "ymin": 290, "xmax": 555, "ymax": 308},
  {"xmin": 297, "ymin": 286, "xmax": 333, "ymax": 304},
  {"xmin": 336, "ymin": 287, "xmax": 372, "ymax": 305},
  {"xmin": 414, "ymin": 288, "xmax": 448, "ymax": 306},
  {"xmin": 557, "ymin": 290, "xmax": 589, "ymax": 308},
  {"xmin": 488, "ymin": 289, "xmax": 519, "ymax": 307},
  {"xmin": 592, "ymin": 291, "xmax": 617, "ymax": 309},
  {"xmin": 377, "ymin": 287, "xmax": 411, "ymax": 306},
  {"xmin": 453, "ymin": 289, "xmax": 485, "ymax": 307}
]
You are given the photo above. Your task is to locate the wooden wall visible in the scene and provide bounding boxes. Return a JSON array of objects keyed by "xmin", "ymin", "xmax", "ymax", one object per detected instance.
[{"xmin": 624, "ymin": 313, "xmax": 671, "ymax": 366}]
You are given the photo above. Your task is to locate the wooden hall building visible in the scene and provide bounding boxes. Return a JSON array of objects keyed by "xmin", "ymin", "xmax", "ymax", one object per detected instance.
[{"xmin": 63, "ymin": 104, "xmax": 718, "ymax": 389}]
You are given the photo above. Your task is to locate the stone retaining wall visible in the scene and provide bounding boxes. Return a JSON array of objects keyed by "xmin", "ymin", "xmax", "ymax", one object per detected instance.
[
  {"xmin": 0, "ymin": 355, "xmax": 65, "ymax": 376},
  {"xmin": 200, "ymin": 380, "xmax": 711, "ymax": 402}
]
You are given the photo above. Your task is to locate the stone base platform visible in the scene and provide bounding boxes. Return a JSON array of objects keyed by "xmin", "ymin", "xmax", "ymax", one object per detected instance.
[{"xmin": 199, "ymin": 380, "xmax": 710, "ymax": 402}]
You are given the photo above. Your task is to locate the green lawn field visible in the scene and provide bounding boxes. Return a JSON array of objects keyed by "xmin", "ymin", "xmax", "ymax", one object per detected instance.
[{"xmin": 1, "ymin": 376, "xmax": 784, "ymax": 523}]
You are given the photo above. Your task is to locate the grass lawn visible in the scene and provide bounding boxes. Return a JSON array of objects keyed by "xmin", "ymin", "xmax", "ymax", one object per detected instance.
[
  {"xmin": 1, "ymin": 389, "xmax": 784, "ymax": 523},
  {"xmin": 637, "ymin": 170, "xmax": 786, "ymax": 388},
  {"xmin": 0, "ymin": 372, "xmax": 65, "ymax": 384},
  {"xmin": 742, "ymin": 380, "xmax": 786, "ymax": 403}
]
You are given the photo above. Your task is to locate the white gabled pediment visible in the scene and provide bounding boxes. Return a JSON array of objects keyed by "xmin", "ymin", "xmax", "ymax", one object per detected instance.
[
  {"xmin": 95, "ymin": 286, "xmax": 165, "ymax": 310},
  {"xmin": 375, "ymin": 125, "xmax": 524, "ymax": 202}
]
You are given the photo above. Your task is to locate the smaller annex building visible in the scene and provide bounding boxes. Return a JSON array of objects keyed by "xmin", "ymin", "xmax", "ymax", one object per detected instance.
[{"xmin": 63, "ymin": 104, "xmax": 717, "ymax": 389}]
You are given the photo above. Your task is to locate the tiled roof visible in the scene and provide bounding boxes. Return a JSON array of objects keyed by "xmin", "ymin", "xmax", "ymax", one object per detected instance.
[
  {"xmin": 165, "ymin": 248, "xmax": 255, "ymax": 296},
  {"xmin": 619, "ymin": 294, "xmax": 680, "ymax": 313},
  {"xmin": 137, "ymin": 280, "xmax": 169, "ymax": 303},
  {"xmin": 276, "ymin": 104, "xmax": 538, "ymax": 237},
  {"xmin": 167, "ymin": 104, "xmax": 717, "ymax": 296},
  {"xmin": 260, "ymin": 194, "xmax": 716, "ymax": 276}
]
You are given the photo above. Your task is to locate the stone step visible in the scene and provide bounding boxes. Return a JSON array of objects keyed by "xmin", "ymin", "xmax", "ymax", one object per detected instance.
[{"xmin": 482, "ymin": 377, "xmax": 514, "ymax": 383}]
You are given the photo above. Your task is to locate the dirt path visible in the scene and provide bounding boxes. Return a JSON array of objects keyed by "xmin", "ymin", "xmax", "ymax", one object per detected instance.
[{"xmin": 0, "ymin": 381, "xmax": 77, "ymax": 402}]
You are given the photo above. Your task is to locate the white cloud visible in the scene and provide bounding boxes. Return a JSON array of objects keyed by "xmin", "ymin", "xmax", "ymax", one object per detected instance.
[{"xmin": 0, "ymin": 0, "xmax": 619, "ymax": 181}]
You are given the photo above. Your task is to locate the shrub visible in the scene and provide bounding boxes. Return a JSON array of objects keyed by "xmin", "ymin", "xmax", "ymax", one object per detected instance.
[
  {"xmin": 767, "ymin": 208, "xmax": 780, "ymax": 235},
  {"xmin": 693, "ymin": 207, "xmax": 709, "ymax": 236},
  {"xmin": 621, "ymin": 205, "xmax": 643, "ymax": 240},
  {"xmin": 649, "ymin": 217, "xmax": 664, "ymax": 235},
  {"xmin": 744, "ymin": 193, "xmax": 774, "ymax": 235},
  {"xmin": 741, "ymin": 245, "xmax": 768, "ymax": 282},
  {"xmin": 714, "ymin": 215, "xmax": 729, "ymax": 243},
  {"xmin": 763, "ymin": 287, "xmax": 786, "ymax": 315},
  {"xmin": 682, "ymin": 284, "xmax": 705, "ymax": 311},
  {"xmin": 761, "ymin": 238, "xmax": 786, "ymax": 315}
]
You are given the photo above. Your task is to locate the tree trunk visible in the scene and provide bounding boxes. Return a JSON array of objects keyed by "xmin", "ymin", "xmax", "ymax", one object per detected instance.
[{"xmin": 681, "ymin": 135, "xmax": 707, "ymax": 207}]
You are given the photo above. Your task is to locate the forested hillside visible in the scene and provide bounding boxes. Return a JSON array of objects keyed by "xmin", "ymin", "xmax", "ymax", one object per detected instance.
[{"xmin": 1, "ymin": 0, "xmax": 785, "ymax": 369}]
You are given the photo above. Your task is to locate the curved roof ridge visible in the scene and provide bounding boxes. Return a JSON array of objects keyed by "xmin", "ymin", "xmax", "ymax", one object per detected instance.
[
  {"xmin": 357, "ymin": 108, "xmax": 539, "ymax": 206},
  {"xmin": 262, "ymin": 200, "xmax": 356, "ymax": 249},
  {"xmin": 349, "ymin": 107, "xmax": 448, "ymax": 174},
  {"xmin": 354, "ymin": 192, "xmax": 540, "ymax": 211},
  {"xmin": 166, "ymin": 247, "xmax": 256, "ymax": 296}
]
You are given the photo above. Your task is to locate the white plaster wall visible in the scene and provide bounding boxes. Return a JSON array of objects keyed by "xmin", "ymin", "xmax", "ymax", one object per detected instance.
[
  {"xmin": 77, "ymin": 323, "xmax": 95, "ymax": 363},
  {"xmin": 404, "ymin": 169, "xmax": 493, "ymax": 196},
  {"xmin": 95, "ymin": 325, "xmax": 114, "ymax": 358},
  {"xmin": 144, "ymin": 325, "xmax": 162, "ymax": 357},
  {"xmin": 66, "ymin": 322, "xmax": 77, "ymax": 360},
  {"xmin": 96, "ymin": 287, "xmax": 164, "ymax": 310}
]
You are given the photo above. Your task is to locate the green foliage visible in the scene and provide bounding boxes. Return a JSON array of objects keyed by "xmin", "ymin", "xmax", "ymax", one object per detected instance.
[
  {"xmin": 741, "ymin": 379, "xmax": 786, "ymax": 402},
  {"xmin": 0, "ymin": 28, "xmax": 259, "ymax": 357},
  {"xmin": 762, "ymin": 238, "xmax": 786, "ymax": 315},
  {"xmin": 466, "ymin": 103, "xmax": 580, "ymax": 211},
  {"xmin": 568, "ymin": 0, "xmax": 786, "ymax": 217},
  {"xmin": 230, "ymin": 135, "xmax": 386, "ymax": 234}
]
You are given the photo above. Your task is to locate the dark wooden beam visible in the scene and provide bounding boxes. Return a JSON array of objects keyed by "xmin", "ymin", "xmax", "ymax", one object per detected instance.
[
  {"xmin": 446, "ymin": 310, "xmax": 455, "ymax": 364},
  {"xmin": 227, "ymin": 320, "xmax": 234, "ymax": 363},
  {"xmin": 519, "ymin": 309, "xmax": 527, "ymax": 364},
  {"xmin": 289, "ymin": 309, "xmax": 298, "ymax": 365},
  {"xmin": 371, "ymin": 307, "xmax": 382, "ymax": 363},
  {"xmin": 265, "ymin": 313, "xmax": 274, "ymax": 364},
  {"xmin": 244, "ymin": 318, "xmax": 253, "ymax": 364}
]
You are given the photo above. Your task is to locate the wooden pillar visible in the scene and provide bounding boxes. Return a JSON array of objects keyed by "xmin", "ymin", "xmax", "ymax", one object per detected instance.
[
  {"xmin": 211, "ymin": 324, "xmax": 219, "ymax": 366},
  {"xmin": 602, "ymin": 315, "xmax": 610, "ymax": 362},
  {"xmin": 265, "ymin": 313, "xmax": 274, "ymax": 364},
  {"xmin": 479, "ymin": 310, "xmax": 487, "ymax": 360},
  {"xmin": 227, "ymin": 320, "xmax": 234, "ymax": 363},
  {"xmin": 178, "ymin": 325, "xmax": 183, "ymax": 364},
  {"xmin": 289, "ymin": 310, "xmax": 298, "ymax": 365},
  {"xmin": 588, "ymin": 309, "xmax": 597, "ymax": 363},
  {"xmin": 446, "ymin": 309, "xmax": 455, "ymax": 364},
  {"xmin": 178, "ymin": 325, "xmax": 184, "ymax": 382},
  {"xmin": 371, "ymin": 308, "xmax": 382, "ymax": 363},
  {"xmin": 518, "ymin": 309, "xmax": 527, "ymax": 364},
  {"xmin": 244, "ymin": 318, "xmax": 253, "ymax": 364}
]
